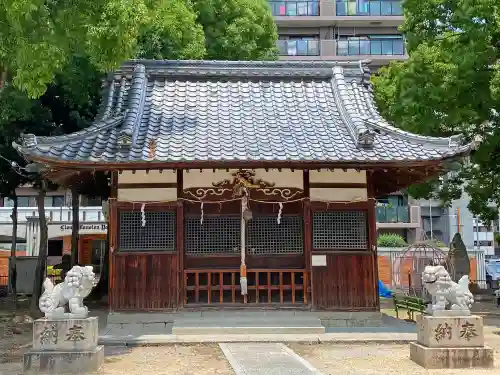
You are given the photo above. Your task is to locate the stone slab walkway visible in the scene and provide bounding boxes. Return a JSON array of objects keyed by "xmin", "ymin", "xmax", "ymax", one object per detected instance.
[
  {"xmin": 98, "ymin": 332, "xmax": 417, "ymax": 345},
  {"xmin": 219, "ymin": 343, "xmax": 323, "ymax": 375}
]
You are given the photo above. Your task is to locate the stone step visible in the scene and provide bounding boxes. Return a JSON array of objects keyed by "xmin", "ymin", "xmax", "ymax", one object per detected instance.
[
  {"xmin": 220, "ymin": 343, "xmax": 324, "ymax": 375},
  {"xmin": 172, "ymin": 326, "xmax": 325, "ymax": 335},
  {"xmin": 172, "ymin": 317, "xmax": 325, "ymax": 335}
]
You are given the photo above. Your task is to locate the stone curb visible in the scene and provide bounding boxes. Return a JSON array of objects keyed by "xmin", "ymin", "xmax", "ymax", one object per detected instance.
[{"xmin": 98, "ymin": 333, "xmax": 416, "ymax": 346}]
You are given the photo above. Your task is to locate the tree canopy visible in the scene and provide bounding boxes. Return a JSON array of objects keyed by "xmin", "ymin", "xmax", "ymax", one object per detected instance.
[
  {"xmin": 1, "ymin": 0, "xmax": 277, "ymax": 99},
  {"xmin": 371, "ymin": 0, "xmax": 500, "ymax": 222},
  {"xmin": 192, "ymin": 0, "xmax": 278, "ymax": 60},
  {"xmin": 0, "ymin": 0, "xmax": 278, "ymax": 178}
]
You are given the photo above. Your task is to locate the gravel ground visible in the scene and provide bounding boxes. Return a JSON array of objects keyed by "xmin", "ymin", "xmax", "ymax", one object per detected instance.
[
  {"xmin": 289, "ymin": 333, "xmax": 500, "ymax": 375},
  {"xmin": 98, "ymin": 344, "xmax": 234, "ymax": 375},
  {"xmin": 0, "ymin": 344, "xmax": 234, "ymax": 375}
]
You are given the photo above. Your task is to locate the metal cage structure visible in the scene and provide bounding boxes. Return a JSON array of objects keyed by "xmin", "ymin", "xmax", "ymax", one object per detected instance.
[{"xmin": 392, "ymin": 242, "xmax": 454, "ymax": 298}]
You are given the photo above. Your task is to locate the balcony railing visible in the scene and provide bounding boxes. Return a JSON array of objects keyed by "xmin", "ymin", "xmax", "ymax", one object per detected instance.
[
  {"xmin": 336, "ymin": 0, "xmax": 403, "ymax": 16},
  {"xmin": 0, "ymin": 206, "xmax": 105, "ymax": 223},
  {"xmin": 277, "ymin": 40, "xmax": 320, "ymax": 56},
  {"xmin": 269, "ymin": 1, "xmax": 320, "ymax": 16},
  {"xmin": 376, "ymin": 206, "xmax": 409, "ymax": 223},
  {"xmin": 337, "ymin": 38, "xmax": 405, "ymax": 56}
]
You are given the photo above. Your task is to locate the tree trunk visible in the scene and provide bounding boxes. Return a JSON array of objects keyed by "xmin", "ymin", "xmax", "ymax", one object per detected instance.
[
  {"xmin": 71, "ymin": 186, "xmax": 79, "ymax": 266},
  {"xmin": 9, "ymin": 194, "xmax": 18, "ymax": 306},
  {"xmin": 30, "ymin": 180, "xmax": 48, "ymax": 316}
]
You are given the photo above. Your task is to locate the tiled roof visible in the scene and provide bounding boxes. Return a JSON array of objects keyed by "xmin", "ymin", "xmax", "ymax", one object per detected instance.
[{"xmin": 14, "ymin": 60, "xmax": 475, "ymax": 167}]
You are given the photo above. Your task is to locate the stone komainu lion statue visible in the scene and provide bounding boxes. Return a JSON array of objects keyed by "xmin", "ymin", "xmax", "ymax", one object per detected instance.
[
  {"xmin": 39, "ymin": 265, "xmax": 96, "ymax": 319},
  {"xmin": 422, "ymin": 265, "xmax": 474, "ymax": 315}
]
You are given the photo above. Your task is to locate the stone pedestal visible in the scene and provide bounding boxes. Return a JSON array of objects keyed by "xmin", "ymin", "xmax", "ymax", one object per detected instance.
[
  {"xmin": 410, "ymin": 315, "xmax": 494, "ymax": 369},
  {"xmin": 23, "ymin": 317, "xmax": 104, "ymax": 374}
]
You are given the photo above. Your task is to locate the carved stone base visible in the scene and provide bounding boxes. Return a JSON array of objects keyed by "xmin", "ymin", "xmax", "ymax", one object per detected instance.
[
  {"xmin": 410, "ymin": 342, "xmax": 494, "ymax": 369},
  {"xmin": 23, "ymin": 346, "xmax": 104, "ymax": 374},
  {"xmin": 32, "ymin": 317, "xmax": 98, "ymax": 351},
  {"xmin": 416, "ymin": 315, "xmax": 484, "ymax": 348}
]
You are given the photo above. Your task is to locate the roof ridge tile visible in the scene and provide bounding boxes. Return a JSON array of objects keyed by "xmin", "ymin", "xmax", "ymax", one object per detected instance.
[{"xmin": 331, "ymin": 66, "xmax": 375, "ymax": 148}]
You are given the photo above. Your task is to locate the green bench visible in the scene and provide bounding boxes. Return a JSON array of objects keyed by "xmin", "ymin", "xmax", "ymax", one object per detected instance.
[{"xmin": 393, "ymin": 295, "xmax": 427, "ymax": 321}]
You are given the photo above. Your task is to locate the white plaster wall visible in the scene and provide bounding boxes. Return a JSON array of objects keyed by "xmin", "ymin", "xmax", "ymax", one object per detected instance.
[
  {"xmin": 183, "ymin": 170, "xmax": 235, "ymax": 189},
  {"xmin": 0, "ymin": 223, "xmax": 27, "ymax": 239},
  {"xmin": 118, "ymin": 170, "xmax": 177, "ymax": 184},
  {"xmin": 117, "ymin": 188, "xmax": 177, "ymax": 202},
  {"xmin": 253, "ymin": 170, "xmax": 303, "ymax": 189},
  {"xmin": 310, "ymin": 169, "xmax": 366, "ymax": 183},
  {"xmin": 310, "ymin": 188, "xmax": 368, "ymax": 201},
  {"xmin": 116, "ymin": 169, "xmax": 369, "ymax": 202},
  {"xmin": 183, "ymin": 169, "xmax": 304, "ymax": 189}
]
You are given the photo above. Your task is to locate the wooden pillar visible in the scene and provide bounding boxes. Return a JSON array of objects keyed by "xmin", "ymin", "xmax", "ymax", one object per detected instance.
[
  {"xmin": 108, "ymin": 171, "xmax": 118, "ymax": 311},
  {"xmin": 303, "ymin": 170, "xmax": 313, "ymax": 307},
  {"xmin": 176, "ymin": 169, "xmax": 184, "ymax": 307},
  {"xmin": 367, "ymin": 170, "xmax": 380, "ymax": 310}
]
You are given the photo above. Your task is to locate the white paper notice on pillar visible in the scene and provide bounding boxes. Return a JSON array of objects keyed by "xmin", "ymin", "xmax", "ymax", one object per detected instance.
[{"xmin": 311, "ymin": 255, "xmax": 327, "ymax": 267}]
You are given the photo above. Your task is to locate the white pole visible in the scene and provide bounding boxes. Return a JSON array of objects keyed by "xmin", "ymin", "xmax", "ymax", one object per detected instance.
[
  {"xmin": 429, "ymin": 200, "xmax": 433, "ymax": 240},
  {"xmin": 240, "ymin": 196, "xmax": 248, "ymax": 299},
  {"xmin": 241, "ymin": 214, "xmax": 246, "ymax": 266},
  {"xmin": 476, "ymin": 217, "xmax": 480, "ymax": 252}
]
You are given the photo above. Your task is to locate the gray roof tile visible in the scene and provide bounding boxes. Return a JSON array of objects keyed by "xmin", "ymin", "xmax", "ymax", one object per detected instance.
[{"xmin": 14, "ymin": 60, "xmax": 475, "ymax": 166}]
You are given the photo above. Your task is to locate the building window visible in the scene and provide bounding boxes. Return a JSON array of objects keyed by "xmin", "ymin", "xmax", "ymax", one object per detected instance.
[
  {"xmin": 474, "ymin": 241, "xmax": 493, "ymax": 247},
  {"xmin": 3, "ymin": 195, "xmax": 65, "ymax": 207},
  {"xmin": 268, "ymin": 1, "xmax": 320, "ymax": 16},
  {"xmin": 3, "ymin": 196, "xmax": 37, "ymax": 207},
  {"xmin": 81, "ymin": 196, "xmax": 102, "ymax": 206},
  {"xmin": 312, "ymin": 211, "xmax": 368, "ymax": 250},
  {"xmin": 277, "ymin": 36, "xmax": 320, "ymax": 56},
  {"xmin": 337, "ymin": 35, "xmax": 405, "ymax": 56},
  {"xmin": 44, "ymin": 196, "xmax": 65, "ymax": 207},
  {"xmin": 246, "ymin": 215, "xmax": 303, "ymax": 255},
  {"xmin": 336, "ymin": 0, "xmax": 403, "ymax": 16},
  {"xmin": 118, "ymin": 211, "xmax": 176, "ymax": 251},
  {"xmin": 48, "ymin": 240, "xmax": 63, "ymax": 257},
  {"xmin": 184, "ymin": 215, "xmax": 240, "ymax": 256}
]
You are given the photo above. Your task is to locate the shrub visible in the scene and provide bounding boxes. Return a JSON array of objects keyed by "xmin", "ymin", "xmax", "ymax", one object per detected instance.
[
  {"xmin": 377, "ymin": 233, "xmax": 407, "ymax": 247},
  {"xmin": 425, "ymin": 238, "xmax": 447, "ymax": 248}
]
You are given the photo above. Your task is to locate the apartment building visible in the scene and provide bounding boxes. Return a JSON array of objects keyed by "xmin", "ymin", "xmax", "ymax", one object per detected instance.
[
  {"xmin": 270, "ymin": 0, "xmax": 407, "ymax": 67},
  {"xmin": 416, "ymin": 194, "xmax": 500, "ymax": 256},
  {"xmin": 271, "ymin": 1, "xmax": 415, "ymax": 241}
]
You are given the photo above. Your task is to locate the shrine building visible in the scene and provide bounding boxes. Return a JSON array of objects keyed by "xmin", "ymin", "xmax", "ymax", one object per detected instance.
[{"xmin": 14, "ymin": 60, "xmax": 475, "ymax": 312}]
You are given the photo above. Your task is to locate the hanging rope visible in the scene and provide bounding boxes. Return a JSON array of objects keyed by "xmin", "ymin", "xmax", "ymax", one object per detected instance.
[
  {"xmin": 277, "ymin": 202, "xmax": 283, "ymax": 224},
  {"xmin": 200, "ymin": 202, "xmax": 204, "ymax": 225},
  {"xmin": 140, "ymin": 203, "xmax": 146, "ymax": 227},
  {"xmin": 107, "ymin": 196, "xmax": 376, "ymax": 206}
]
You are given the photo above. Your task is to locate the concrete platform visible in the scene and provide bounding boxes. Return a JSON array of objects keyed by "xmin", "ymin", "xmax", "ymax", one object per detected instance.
[
  {"xmin": 106, "ymin": 310, "xmax": 383, "ymax": 327},
  {"xmin": 98, "ymin": 311, "xmax": 418, "ymax": 345}
]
